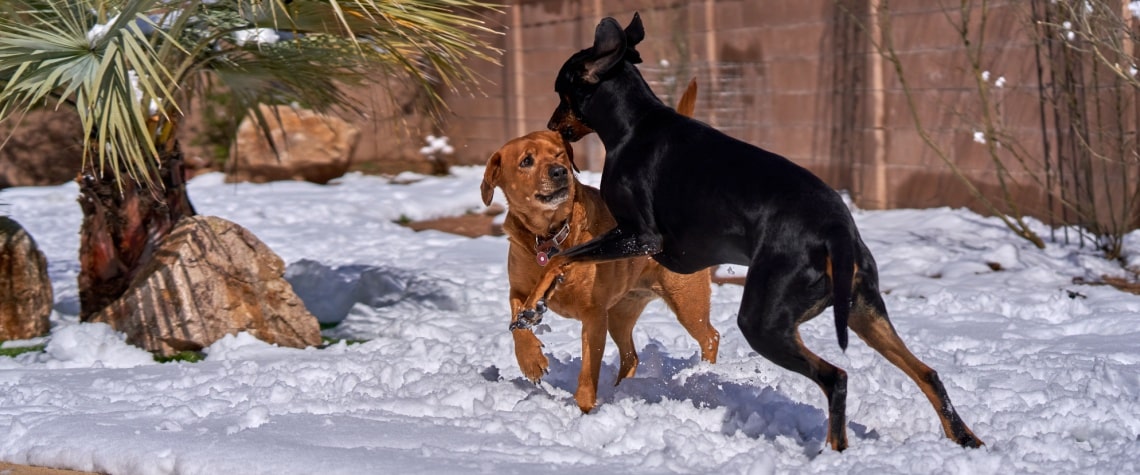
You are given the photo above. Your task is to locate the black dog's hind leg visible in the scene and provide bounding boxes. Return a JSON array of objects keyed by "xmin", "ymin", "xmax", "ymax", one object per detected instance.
[
  {"xmin": 736, "ymin": 255, "xmax": 851, "ymax": 451},
  {"xmin": 847, "ymin": 285, "xmax": 984, "ymax": 448},
  {"xmin": 515, "ymin": 227, "xmax": 662, "ymax": 327}
]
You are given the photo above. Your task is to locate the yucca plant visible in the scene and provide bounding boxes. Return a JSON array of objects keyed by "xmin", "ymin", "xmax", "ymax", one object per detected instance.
[{"xmin": 0, "ymin": 0, "xmax": 499, "ymax": 320}]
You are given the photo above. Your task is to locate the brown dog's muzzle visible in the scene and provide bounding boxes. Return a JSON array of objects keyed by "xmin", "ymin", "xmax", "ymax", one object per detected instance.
[
  {"xmin": 549, "ymin": 164, "xmax": 569, "ymax": 185},
  {"xmin": 548, "ymin": 100, "xmax": 593, "ymax": 143},
  {"xmin": 535, "ymin": 164, "xmax": 571, "ymax": 205}
]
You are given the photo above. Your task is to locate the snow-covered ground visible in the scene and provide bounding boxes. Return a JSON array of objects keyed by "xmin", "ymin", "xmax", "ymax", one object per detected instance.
[{"xmin": 0, "ymin": 168, "xmax": 1137, "ymax": 474}]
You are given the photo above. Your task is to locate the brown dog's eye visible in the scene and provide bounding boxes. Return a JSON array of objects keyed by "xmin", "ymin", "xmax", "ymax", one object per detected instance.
[{"xmin": 520, "ymin": 154, "xmax": 534, "ymax": 168}]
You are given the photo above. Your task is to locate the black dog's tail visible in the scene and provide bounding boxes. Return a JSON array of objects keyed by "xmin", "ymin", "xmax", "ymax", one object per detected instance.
[{"xmin": 826, "ymin": 231, "xmax": 854, "ymax": 351}]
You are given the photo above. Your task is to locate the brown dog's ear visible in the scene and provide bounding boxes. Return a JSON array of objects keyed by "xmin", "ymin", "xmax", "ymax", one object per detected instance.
[
  {"xmin": 584, "ymin": 17, "xmax": 625, "ymax": 84},
  {"xmin": 480, "ymin": 151, "xmax": 502, "ymax": 205}
]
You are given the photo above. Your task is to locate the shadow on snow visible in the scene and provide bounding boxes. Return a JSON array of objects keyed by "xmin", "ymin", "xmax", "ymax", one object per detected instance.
[{"xmin": 497, "ymin": 339, "xmax": 879, "ymax": 456}]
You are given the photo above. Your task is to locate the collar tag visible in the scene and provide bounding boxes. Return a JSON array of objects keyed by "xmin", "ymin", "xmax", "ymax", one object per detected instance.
[{"xmin": 534, "ymin": 222, "xmax": 570, "ymax": 267}]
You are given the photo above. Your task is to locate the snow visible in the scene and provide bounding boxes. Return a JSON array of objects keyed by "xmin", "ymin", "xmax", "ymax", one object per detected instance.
[
  {"xmin": 86, "ymin": 15, "xmax": 119, "ymax": 45},
  {"xmin": 232, "ymin": 28, "xmax": 280, "ymax": 46},
  {"xmin": 1, "ymin": 168, "xmax": 1139, "ymax": 474},
  {"xmin": 419, "ymin": 135, "xmax": 455, "ymax": 157}
]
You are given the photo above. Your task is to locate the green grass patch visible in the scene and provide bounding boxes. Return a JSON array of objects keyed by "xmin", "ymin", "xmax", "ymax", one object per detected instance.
[
  {"xmin": 0, "ymin": 344, "xmax": 44, "ymax": 358},
  {"xmin": 319, "ymin": 321, "xmax": 367, "ymax": 346},
  {"xmin": 154, "ymin": 351, "xmax": 206, "ymax": 363},
  {"xmin": 321, "ymin": 336, "xmax": 367, "ymax": 346}
]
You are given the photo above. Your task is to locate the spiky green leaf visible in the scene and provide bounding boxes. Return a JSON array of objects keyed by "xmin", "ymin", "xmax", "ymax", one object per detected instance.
[{"xmin": 1, "ymin": 0, "xmax": 503, "ymax": 185}]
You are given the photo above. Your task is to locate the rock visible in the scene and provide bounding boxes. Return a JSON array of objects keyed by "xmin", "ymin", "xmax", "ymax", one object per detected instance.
[
  {"xmin": 0, "ymin": 109, "xmax": 85, "ymax": 189},
  {"xmin": 0, "ymin": 217, "xmax": 53, "ymax": 340},
  {"xmin": 343, "ymin": 82, "xmax": 443, "ymax": 176},
  {"xmin": 227, "ymin": 105, "xmax": 360, "ymax": 184},
  {"xmin": 89, "ymin": 216, "xmax": 321, "ymax": 356}
]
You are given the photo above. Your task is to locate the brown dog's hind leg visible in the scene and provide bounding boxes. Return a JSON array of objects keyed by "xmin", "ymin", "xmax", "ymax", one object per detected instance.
[
  {"xmin": 606, "ymin": 297, "xmax": 652, "ymax": 385},
  {"xmin": 658, "ymin": 271, "xmax": 719, "ymax": 363},
  {"xmin": 848, "ymin": 290, "xmax": 984, "ymax": 448}
]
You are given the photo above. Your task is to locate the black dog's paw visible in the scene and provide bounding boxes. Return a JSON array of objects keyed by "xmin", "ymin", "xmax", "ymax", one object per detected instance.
[{"xmin": 511, "ymin": 304, "xmax": 546, "ymax": 331}]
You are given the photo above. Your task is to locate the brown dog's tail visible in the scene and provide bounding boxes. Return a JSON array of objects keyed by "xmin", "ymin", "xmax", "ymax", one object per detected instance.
[
  {"xmin": 827, "ymin": 231, "xmax": 854, "ymax": 351},
  {"xmin": 676, "ymin": 77, "xmax": 698, "ymax": 118}
]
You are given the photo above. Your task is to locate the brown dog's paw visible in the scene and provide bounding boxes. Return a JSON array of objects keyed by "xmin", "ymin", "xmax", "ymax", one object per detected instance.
[
  {"xmin": 513, "ymin": 331, "xmax": 548, "ymax": 382},
  {"xmin": 574, "ymin": 387, "xmax": 596, "ymax": 414},
  {"xmin": 517, "ymin": 352, "xmax": 549, "ymax": 382}
]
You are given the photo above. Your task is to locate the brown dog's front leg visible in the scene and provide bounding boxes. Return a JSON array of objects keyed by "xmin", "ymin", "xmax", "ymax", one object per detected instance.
[
  {"xmin": 575, "ymin": 313, "xmax": 608, "ymax": 413},
  {"xmin": 512, "ymin": 259, "xmax": 569, "ymax": 331},
  {"xmin": 514, "ymin": 228, "xmax": 661, "ymax": 329},
  {"xmin": 510, "ymin": 295, "xmax": 549, "ymax": 381},
  {"xmin": 512, "ymin": 328, "xmax": 549, "ymax": 382}
]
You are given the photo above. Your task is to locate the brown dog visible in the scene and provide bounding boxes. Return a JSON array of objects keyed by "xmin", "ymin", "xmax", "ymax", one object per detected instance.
[{"xmin": 481, "ymin": 83, "xmax": 716, "ymax": 413}]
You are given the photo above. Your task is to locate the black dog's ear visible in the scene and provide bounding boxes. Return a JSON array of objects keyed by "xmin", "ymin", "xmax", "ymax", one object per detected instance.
[
  {"xmin": 560, "ymin": 136, "xmax": 580, "ymax": 173},
  {"xmin": 584, "ymin": 17, "xmax": 626, "ymax": 84},
  {"xmin": 622, "ymin": 12, "xmax": 645, "ymax": 64},
  {"xmin": 624, "ymin": 12, "xmax": 644, "ymax": 47}
]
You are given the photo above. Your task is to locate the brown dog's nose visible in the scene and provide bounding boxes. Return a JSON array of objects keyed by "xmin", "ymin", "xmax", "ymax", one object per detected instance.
[{"xmin": 549, "ymin": 165, "xmax": 568, "ymax": 181}]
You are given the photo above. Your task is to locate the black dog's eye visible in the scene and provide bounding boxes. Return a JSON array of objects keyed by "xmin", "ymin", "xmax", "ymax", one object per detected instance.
[{"xmin": 520, "ymin": 154, "xmax": 534, "ymax": 168}]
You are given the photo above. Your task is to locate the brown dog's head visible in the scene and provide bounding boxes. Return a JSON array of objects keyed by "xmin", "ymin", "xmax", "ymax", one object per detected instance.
[
  {"xmin": 547, "ymin": 13, "xmax": 645, "ymax": 142},
  {"xmin": 481, "ymin": 131, "xmax": 579, "ymax": 213}
]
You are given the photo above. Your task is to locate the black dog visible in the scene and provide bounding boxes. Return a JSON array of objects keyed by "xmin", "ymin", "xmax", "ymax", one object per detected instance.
[{"xmin": 515, "ymin": 13, "xmax": 983, "ymax": 451}]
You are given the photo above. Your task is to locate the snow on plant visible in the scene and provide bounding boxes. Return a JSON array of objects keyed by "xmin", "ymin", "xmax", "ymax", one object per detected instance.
[
  {"xmin": 233, "ymin": 28, "xmax": 280, "ymax": 46},
  {"xmin": 420, "ymin": 135, "xmax": 455, "ymax": 157}
]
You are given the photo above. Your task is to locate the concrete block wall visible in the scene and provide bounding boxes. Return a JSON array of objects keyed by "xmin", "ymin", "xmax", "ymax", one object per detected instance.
[{"xmin": 430, "ymin": 0, "xmax": 1136, "ymax": 222}]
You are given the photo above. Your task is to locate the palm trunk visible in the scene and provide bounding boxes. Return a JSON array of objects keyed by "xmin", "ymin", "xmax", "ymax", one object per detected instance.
[{"xmin": 77, "ymin": 140, "xmax": 196, "ymax": 321}]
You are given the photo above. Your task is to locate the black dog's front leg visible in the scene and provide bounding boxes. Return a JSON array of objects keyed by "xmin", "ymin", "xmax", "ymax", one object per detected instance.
[
  {"xmin": 513, "ymin": 227, "xmax": 661, "ymax": 331},
  {"xmin": 559, "ymin": 226, "xmax": 662, "ymax": 261}
]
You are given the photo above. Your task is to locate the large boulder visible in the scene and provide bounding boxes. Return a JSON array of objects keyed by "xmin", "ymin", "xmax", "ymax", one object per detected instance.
[
  {"xmin": 227, "ymin": 105, "xmax": 360, "ymax": 184},
  {"xmin": 343, "ymin": 82, "xmax": 445, "ymax": 175},
  {"xmin": 0, "ymin": 217, "xmax": 52, "ymax": 340},
  {"xmin": 89, "ymin": 216, "xmax": 321, "ymax": 356},
  {"xmin": 0, "ymin": 109, "xmax": 84, "ymax": 189}
]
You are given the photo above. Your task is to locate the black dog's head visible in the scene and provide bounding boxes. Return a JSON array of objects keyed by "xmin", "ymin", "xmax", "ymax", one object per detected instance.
[{"xmin": 547, "ymin": 13, "xmax": 645, "ymax": 142}]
